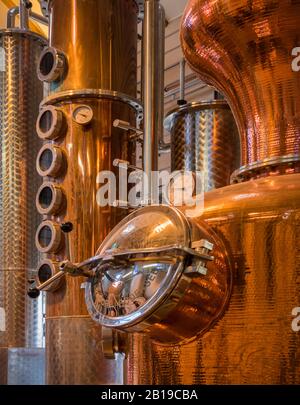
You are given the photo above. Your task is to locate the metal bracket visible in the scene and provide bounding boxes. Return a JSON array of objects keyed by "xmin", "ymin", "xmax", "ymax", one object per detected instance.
[{"xmin": 28, "ymin": 240, "xmax": 214, "ymax": 298}]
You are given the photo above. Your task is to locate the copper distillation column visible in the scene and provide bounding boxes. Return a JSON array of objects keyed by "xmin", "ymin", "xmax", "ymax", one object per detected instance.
[
  {"xmin": 0, "ymin": 2, "xmax": 47, "ymax": 385},
  {"xmin": 124, "ymin": 0, "xmax": 300, "ymax": 384},
  {"xmin": 34, "ymin": 0, "xmax": 141, "ymax": 384}
]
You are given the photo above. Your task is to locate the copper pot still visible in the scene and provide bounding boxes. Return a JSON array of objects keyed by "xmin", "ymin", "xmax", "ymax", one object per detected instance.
[{"xmin": 123, "ymin": 0, "xmax": 300, "ymax": 384}]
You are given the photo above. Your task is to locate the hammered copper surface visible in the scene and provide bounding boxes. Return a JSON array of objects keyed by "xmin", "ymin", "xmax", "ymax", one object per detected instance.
[
  {"xmin": 48, "ymin": 0, "xmax": 138, "ymax": 94},
  {"xmin": 181, "ymin": 0, "xmax": 300, "ymax": 178},
  {"xmin": 127, "ymin": 174, "xmax": 300, "ymax": 384},
  {"xmin": 0, "ymin": 31, "xmax": 45, "ymax": 350},
  {"xmin": 136, "ymin": 217, "xmax": 232, "ymax": 344},
  {"xmin": 166, "ymin": 101, "xmax": 240, "ymax": 190},
  {"xmin": 46, "ymin": 317, "xmax": 123, "ymax": 385}
]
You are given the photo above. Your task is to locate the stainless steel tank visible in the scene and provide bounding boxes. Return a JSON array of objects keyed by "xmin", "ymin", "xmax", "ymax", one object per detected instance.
[
  {"xmin": 0, "ymin": 28, "xmax": 46, "ymax": 384},
  {"xmin": 164, "ymin": 101, "xmax": 240, "ymax": 190}
]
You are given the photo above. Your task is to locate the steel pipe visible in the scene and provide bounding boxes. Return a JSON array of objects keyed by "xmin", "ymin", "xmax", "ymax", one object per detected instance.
[
  {"xmin": 178, "ymin": 58, "xmax": 186, "ymax": 104},
  {"xmin": 143, "ymin": 0, "xmax": 160, "ymax": 200},
  {"xmin": 7, "ymin": 3, "xmax": 47, "ymax": 30},
  {"xmin": 19, "ymin": 0, "xmax": 29, "ymax": 30},
  {"xmin": 7, "ymin": 7, "xmax": 19, "ymax": 28},
  {"xmin": 29, "ymin": 10, "xmax": 48, "ymax": 26}
]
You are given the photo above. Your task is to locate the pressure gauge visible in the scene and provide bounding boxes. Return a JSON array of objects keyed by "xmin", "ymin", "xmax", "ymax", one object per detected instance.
[
  {"xmin": 72, "ymin": 105, "xmax": 93, "ymax": 125},
  {"xmin": 85, "ymin": 205, "xmax": 231, "ymax": 344}
]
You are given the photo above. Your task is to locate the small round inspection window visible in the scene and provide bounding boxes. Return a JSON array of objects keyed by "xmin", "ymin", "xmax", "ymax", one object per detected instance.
[
  {"xmin": 36, "ymin": 144, "xmax": 64, "ymax": 177},
  {"xmin": 37, "ymin": 259, "xmax": 64, "ymax": 292},
  {"xmin": 36, "ymin": 183, "xmax": 64, "ymax": 215},
  {"xmin": 38, "ymin": 263, "xmax": 52, "ymax": 283},
  {"xmin": 35, "ymin": 221, "xmax": 62, "ymax": 254},
  {"xmin": 36, "ymin": 106, "xmax": 67, "ymax": 141},
  {"xmin": 37, "ymin": 47, "xmax": 67, "ymax": 83},
  {"xmin": 39, "ymin": 51, "xmax": 55, "ymax": 78}
]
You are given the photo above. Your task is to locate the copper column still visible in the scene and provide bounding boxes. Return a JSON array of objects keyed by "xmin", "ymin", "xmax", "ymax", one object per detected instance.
[
  {"xmin": 35, "ymin": 0, "xmax": 141, "ymax": 384},
  {"xmin": 0, "ymin": 4, "xmax": 46, "ymax": 384},
  {"xmin": 125, "ymin": 0, "xmax": 300, "ymax": 384}
]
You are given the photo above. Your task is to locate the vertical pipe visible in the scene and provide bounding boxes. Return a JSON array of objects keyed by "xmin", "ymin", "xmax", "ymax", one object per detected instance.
[
  {"xmin": 143, "ymin": 0, "xmax": 160, "ymax": 201},
  {"xmin": 178, "ymin": 58, "xmax": 186, "ymax": 105},
  {"xmin": 19, "ymin": 1, "xmax": 29, "ymax": 30},
  {"xmin": 7, "ymin": 7, "xmax": 19, "ymax": 29},
  {"xmin": 157, "ymin": 4, "xmax": 170, "ymax": 152}
]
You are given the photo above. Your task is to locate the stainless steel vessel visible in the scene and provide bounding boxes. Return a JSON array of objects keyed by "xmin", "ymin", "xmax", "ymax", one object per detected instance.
[
  {"xmin": 164, "ymin": 101, "xmax": 240, "ymax": 190},
  {"xmin": 0, "ymin": 26, "xmax": 46, "ymax": 384}
]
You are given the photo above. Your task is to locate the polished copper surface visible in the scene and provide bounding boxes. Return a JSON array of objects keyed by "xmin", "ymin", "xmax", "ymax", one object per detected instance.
[
  {"xmin": 127, "ymin": 173, "xmax": 300, "ymax": 384},
  {"xmin": 165, "ymin": 101, "xmax": 240, "ymax": 190},
  {"xmin": 45, "ymin": 98, "xmax": 136, "ymax": 318},
  {"xmin": 47, "ymin": 0, "xmax": 138, "ymax": 94},
  {"xmin": 42, "ymin": 0, "xmax": 139, "ymax": 385},
  {"xmin": 143, "ymin": 221, "xmax": 231, "ymax": 344},
  {"xmin": 181, "ymin": 0, "xmax": 300, "ymax": 179}
]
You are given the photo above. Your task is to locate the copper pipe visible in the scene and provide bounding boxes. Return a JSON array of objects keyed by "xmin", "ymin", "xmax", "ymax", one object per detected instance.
[{"xmin": 181, "ymin": 0, "xmax": 300, "ymax": 181}]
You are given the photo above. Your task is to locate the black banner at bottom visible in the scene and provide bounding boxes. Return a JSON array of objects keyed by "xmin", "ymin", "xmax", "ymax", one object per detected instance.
[{"xmin": 0, "ymin": 385, "xmax": 299, "ymax": 402}]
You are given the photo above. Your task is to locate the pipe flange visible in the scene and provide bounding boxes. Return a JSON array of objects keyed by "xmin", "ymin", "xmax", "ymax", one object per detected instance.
[
  {"xmin": 37, "ymin": 259, "xmax": 63, "ymax": 292},
  {"xmin": 36, "ymin": 182, "xmax": 64, "ymax": 215},
  {"xmin": 230, "ymin": 154, "xmax": 300, "ymax": 183},
  {"xmin": 36, "ymin": 143, "xmax": 65, "ymax": 178},
  {"xmin": 37, "ymin": 46, "xmax": 67, "ymax": 82},
  {"xmin": 36, "ymin": 106, "xmax": 67, "ymax": 140},
  {"xmin": 35, "ymin": 220, "xmax": 63, "ymax": 254},
  {"xmin": 40, "ymin": 89, "xmax": 143, "ymax": 117}
]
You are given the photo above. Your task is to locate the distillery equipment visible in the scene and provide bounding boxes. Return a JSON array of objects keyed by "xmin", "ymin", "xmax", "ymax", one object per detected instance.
[
  {"xmin": 164, "ymin": 100, "xmax": 240, "ymax": 190},
  {"xmin": 23, "ymin": 0, "xmax": 300, "ymax": 386},
  {"xmin": 32, "ymin": 0, "xmax": 143, "ymax": 385},
  {"xmin": 84, "ymin": 0, "xmax": 300, "ymax": 385},
  {"xmin": 0, "ymin": 1, "xmax": 46, "ymax": 385}
]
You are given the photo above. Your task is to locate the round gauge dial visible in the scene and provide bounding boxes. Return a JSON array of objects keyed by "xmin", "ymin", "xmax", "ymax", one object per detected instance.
[
  {"xmin": 72, "ymin": 105, "xmax": 93, "ymax": 125},
  {"xmin": 90, "ymin": 261, "xmax": 170, "ymax": 319}
]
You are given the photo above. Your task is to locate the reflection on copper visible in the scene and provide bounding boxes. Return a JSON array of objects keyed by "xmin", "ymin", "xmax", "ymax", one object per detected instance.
[
  {"xmin": 127, "ymin": 173, "xmax": 300, "ymax": 384},
  {"xmin": 181, "ymin": 0, "xmax": 300, "ymax": 180},
  {"xmin": 43, "ymin": 0, "xmax": 138, "ymax": 385},
  {"xmin": 126, "ymin": 1, "xmax": 300, "ymax": 384}
]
